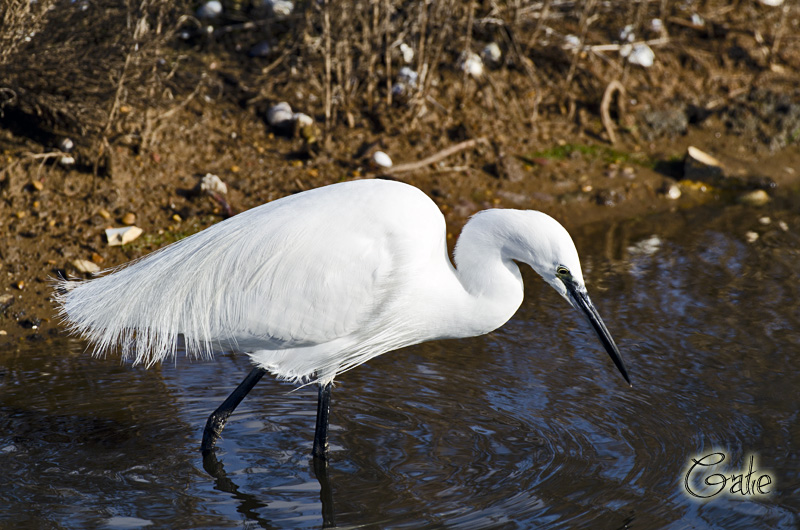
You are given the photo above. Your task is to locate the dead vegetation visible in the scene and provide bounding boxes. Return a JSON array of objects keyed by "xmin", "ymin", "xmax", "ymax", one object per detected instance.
[{"xmin": 1, "ymin": 0, "xmax": 797, "ymax": 171}]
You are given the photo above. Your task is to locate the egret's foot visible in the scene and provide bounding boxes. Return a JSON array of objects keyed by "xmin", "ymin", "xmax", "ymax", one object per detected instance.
[
  {"xmin": 201, "ymin": 412, "xmax": 228, "ymax": 453},
  {"xmin": 200, "ymin": 367, "xmax": 268, "ymax": 454}
]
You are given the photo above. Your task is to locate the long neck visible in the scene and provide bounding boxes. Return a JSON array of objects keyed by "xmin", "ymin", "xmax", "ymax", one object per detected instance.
[{"xmin": 447, "ymin": 212, "xmax": 527, "ymax": 337}]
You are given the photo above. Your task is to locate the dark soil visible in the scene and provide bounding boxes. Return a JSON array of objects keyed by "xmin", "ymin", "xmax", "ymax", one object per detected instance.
[{"xmin": 2, "ymin": 0, "xmax": 800, "ymax": 344}]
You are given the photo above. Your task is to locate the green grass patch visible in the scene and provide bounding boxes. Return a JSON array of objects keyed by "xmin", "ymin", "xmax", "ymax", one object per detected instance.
[{"xmin": 525, "ymin": 143, "xmax": 653, "ymax": 167}]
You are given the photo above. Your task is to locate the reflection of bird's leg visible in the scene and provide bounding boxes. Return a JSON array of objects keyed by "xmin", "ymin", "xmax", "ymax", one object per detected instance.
[
  {"xmin": 313, "ymin": 454, "xmax": 336, "ymax": 527},
  {"xmin": 201, "ymin": 367, "xmax": 268, "ymax": 453},
  {"xmin": 312, "ymin": 382, "xmax": 333, "ymax": 459}
]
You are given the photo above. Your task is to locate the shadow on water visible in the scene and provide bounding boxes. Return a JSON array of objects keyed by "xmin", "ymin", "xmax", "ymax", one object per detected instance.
[{"xmin": 2, "ymin": 194, "xmax": 800, "ymax": 528}]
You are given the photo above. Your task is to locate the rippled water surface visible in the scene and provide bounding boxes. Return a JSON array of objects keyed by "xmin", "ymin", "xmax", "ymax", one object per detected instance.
[{"xmin": 2, "ymin": 197, "xmax": 800, "ymax": 528}]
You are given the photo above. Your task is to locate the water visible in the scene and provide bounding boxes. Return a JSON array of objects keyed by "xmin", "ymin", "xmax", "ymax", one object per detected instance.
[{"xmin": 2, "ymin": 197, "xmax": 800, "ymax": 528}]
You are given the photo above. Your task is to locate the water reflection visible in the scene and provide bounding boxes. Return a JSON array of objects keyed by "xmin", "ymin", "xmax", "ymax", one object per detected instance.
[{"xmin": 2, "ymin": 197, "xmax": 800, "ymax": 528}]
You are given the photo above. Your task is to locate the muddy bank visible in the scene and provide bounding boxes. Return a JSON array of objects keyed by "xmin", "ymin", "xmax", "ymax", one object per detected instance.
[{"xmin": 1, "ymin": 0, "xmax": 799, "ymax": 344}]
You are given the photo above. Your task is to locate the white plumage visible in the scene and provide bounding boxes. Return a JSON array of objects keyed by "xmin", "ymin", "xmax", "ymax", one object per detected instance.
[{"xmin": 57, "ymin": 179, "xmax": 625, "ymax": 387}]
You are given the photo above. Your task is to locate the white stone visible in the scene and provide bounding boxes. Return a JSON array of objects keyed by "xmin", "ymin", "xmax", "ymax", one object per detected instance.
[
  {"xmin": 626, "ymin": 43, "xmax": 655, "ymax": 67},
  {"xmin": 200, "ymin": 173, "xmax": 227, "ymax": 195},
  {"xmin": 293, "ymin": 113, "xmax": 313, "ymax": 127},
  {"xmin": 196, "ymin": 0, "xmax": 222, "ymax": 19},
  {"xmin": 263, "ymin": 0, "xmax": 293, "ymax": 17},
  {"xmin": 482, "ymin": 43, "xmax": 501, "ymax": 65},
  {"xmin": 399, "ymin": 43, "xmax": 414, "ymax": 64},
  {"xmin": 564, "ymin": 34, "xmax": 581, "ymax": 50},
  {"xmin": 650, "ymin": 18, "xmax": 664, "ymax": 32},
  {"xmin": 267, "ymin": 102, "xmax": 293, "ymax": 127},
  {"xmin": 372, "ymin": 151, "xmax": 393, "ymax": 168},
  {"xmin": 460, "ymin": 51, "xmax": 484, "ymax": 78},
  {"xmin": 58, "ymin": 137, "xmax": 74, "ymax": 152},
  {"xmin": 620, "ymin": 24, "xmax": 635, "ymax": 42}
]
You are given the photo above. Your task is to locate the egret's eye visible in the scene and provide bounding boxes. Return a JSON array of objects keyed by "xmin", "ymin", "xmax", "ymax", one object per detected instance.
[{"xmin": 556, "ymin": 265, "xmax": 570, "ymax": 276}]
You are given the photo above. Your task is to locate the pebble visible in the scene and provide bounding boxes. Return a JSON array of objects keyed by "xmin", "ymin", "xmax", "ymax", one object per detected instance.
[
  {"xmin": 293, "ymin": 113, "xmax": 313, "ymax": 127},
  {"xmin": 745, "ymin": 231, "xmax": 759, "ymax": 243},
  {"xmin": 482, "ymin": 43, "xmax": 501, "ymax": 66},
  {"xmin": 372, "ymin": 151, "xmax": 393, "ymax": 169},
  {"xmin": 196, "ymin": 0, "xmax": 222, "ymax": 19},
  {"xmin": 0, "ymin": 293, "xmax": 14, "ymax": 311},
  {"xmin": 399, "ymin": 43, "xmax": 414, "ymax": 63},
  {"xmin": 758, "ymin": 216, "xmax": 771, "ymax": 225},
  {"xmin": 737, "ymin": 189, "xmax": 770, "ymax": 207},
  {"xmin": 662, "ymin": 183, "xmax": 681, "ymax": 200},
  {"xmin": 263, "ymin": 0, "xmax": 293, "ymax": 16},
  {"xmin": 31, "ymin": 179, "xmax": 44, "ymax": 191},
  {"xmin": 59, "ymin": 155, "xmax": 75, "ymax": 167},
  {"xmin": 122, "ymin": 212, "xmax": 136, "ymax": 225},
  {"xmin": 58, "ymin": 138, "xmax": 74, "ymax": 152},
  {"xmin": 98, "ymin": 208, "xmax": 111, "ymax": 220},
  {"xmin": 460, "ymin": 51, "xmax": 484, "ymax": 78}
]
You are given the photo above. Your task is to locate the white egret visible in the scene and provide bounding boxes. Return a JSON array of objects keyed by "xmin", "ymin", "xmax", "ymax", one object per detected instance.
[{"xmin": 56, "ymin": 179, "xmax": 629, "ymax": 459}]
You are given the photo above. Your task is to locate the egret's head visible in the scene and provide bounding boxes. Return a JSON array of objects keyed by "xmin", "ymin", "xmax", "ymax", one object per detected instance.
[{"xmin": 514, "ymin": 211, "xmax": 631, "ymax": 386}]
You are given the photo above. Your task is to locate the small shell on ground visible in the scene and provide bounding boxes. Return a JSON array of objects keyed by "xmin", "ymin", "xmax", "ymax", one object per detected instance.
[
  {"xmin": 737, "ymin": 189, "xmax": 770, "ymax": 207},
  {"xmin": 72, "ymin": 259, "xmax": 101, "ymax": 274},
  {"xmin": 106, "ymin": 226, "xmax": 144, "ymax": 246}
]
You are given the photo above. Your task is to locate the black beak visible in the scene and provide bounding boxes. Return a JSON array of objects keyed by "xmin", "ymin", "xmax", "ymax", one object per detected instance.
[{"xmin": 565, "ymin": 279, "xmax": 631, "ymax": 386}]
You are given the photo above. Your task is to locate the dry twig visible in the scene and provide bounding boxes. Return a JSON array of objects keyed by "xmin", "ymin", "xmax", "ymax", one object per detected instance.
[
  {"xmin": 600, "ymin": 79, "xmax": 626, "ymax": 145},
  {"xmin": 382, "ymin": 138, "xmax": 488, "ymax": 175}
]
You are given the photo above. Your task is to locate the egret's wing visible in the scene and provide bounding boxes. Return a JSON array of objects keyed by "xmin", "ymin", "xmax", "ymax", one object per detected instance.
[{"xmin": 58, "ymin": 183, "xmax": 415, "ymax": 367}]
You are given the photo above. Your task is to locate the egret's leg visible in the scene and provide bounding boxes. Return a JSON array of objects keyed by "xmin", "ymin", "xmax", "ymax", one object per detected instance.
[
  {"xmin": 201, "ymin": 367, "xmax": 268, "ymax": 453},
  {"xmin": 312, "ymin": 382, "xmax": 333, "ymax": 459}
]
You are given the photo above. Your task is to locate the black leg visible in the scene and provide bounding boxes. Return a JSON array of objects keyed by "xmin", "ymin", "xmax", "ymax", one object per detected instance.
[
  {"xmin": 201, "ymin": 366, "xmax": 268, "ymax": 453},
  {"xmin": 312, "ymin": 382, "xmax": 332, "ymax": 460}
]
